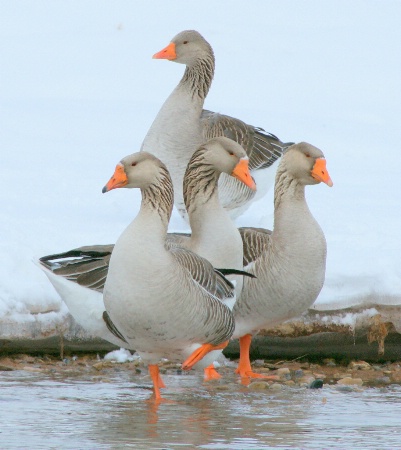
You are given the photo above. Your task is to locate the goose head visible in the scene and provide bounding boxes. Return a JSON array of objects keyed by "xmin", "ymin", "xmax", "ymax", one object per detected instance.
[
  {"xmin": 102, "ymin": 152, "xmax": 167, "ymax": 192},
  {"xmin": 153, "ymin": 30, "xmax": 213, "ymax": 66},
  {"xmin": 282, "ymin": 142, "xmax": 333, "ymax": 187},
  {"xmin": 196, "ymin": 137, "xmax": 256, "ymax": 190}
]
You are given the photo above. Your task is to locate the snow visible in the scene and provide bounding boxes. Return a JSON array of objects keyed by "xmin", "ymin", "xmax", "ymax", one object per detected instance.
[
  {"xmin": 313, "ymin": 308, "xmax": 380, "ymax": 332},
  {"xmin": 1, "ymin": 1, "xmax": 400, "ymax": 334},
  {"xmin": 103, "ymin": 348, "xmax": 139, "ymax": 363}
]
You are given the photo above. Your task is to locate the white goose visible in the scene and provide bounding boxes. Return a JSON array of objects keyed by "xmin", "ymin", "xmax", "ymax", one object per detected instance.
[
  {"xmin": 144, "ymin": 29, "xmax": 292, "ymax": 220},
  {"xmin": 101, "ymin": 151, "xmax": 238, "ymax": 400},
  {"xmin": 38, "ymin": 137, "xmax": 256, "ymax": 386},
  {"xmin": 232, "ymin": 142, "xmax": 333, "ymax": 378}
]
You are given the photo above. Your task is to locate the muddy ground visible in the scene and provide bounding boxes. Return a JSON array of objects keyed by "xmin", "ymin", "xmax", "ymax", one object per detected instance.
[{"xmin": 1, "ymin": 352, "xmax": 401, "ymax": 390}]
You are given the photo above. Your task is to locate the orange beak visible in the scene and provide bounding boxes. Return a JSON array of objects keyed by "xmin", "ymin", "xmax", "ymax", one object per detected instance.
[
  {"xmin": 152, "ymin": 42, "xmax": 177, "ymax": 60},
  {"xmin": 102, "ymin": 164, "xmax": 128, "ymax": 193},
  {"xmin": 231, "ymin": 158, "xmax": 256, "ymax": 191},
  {"xmin": 311, "ymin": 158, "xmax": 333, "ymax": 187}
]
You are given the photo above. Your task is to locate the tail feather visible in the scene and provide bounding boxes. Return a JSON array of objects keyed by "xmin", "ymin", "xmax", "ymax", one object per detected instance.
[{"xmin": 215, "ymin": 268, "xmax": 256, "ymax": 279}]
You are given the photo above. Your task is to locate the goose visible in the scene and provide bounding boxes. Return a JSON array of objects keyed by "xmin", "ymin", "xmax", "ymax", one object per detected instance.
[
  {"xmin": 38, "ymin": 137, "xmax": 256, "ymax": 387},
  {"xmin": 162, "ymin": 136, "xmax": 256, "ymax": 379},
  {"xmin": 144, "ymin": 29, "xmax": 292, "ymax": 220},
  {"xmin": 100, "ymin": 151, "xmax": 240, "ymax": 400},
  {"xmin": 232, "ymin": 142, "xmax": 333, "ymax": 378}
]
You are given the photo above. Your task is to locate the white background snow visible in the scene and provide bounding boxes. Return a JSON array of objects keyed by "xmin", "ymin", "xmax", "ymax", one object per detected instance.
[{"xmin": 1, "ymin": 0, "xmax": 400, "ymax": 330}]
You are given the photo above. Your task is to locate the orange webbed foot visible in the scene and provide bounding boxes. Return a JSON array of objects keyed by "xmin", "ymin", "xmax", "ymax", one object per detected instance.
[
  {"xmin": 182, "ymin": 341, "xmax": 229, "ymax": 371},
  {"xmin": 234, "ymin": 334, "xmax": 279, "ymax": 380},
  {"xmin": 204, "ymin": 364, "xmax": 222, "ymax": 381}
]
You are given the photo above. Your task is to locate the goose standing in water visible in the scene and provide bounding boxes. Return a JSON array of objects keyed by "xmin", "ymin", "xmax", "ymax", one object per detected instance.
[
  {"xmin": 145, "ymin": 29, "xmax": 292, "ymax": 220},
  {"xmin": 101, "ymin": 151, "xmax": 238, "ymax": 400},
  {"xmin": 232, "ymin": 142, "xmax": 333, "ymax": 378},
  {"xmin": 164, "ymin": 137, "xmax": 256, "ymax": 379}
]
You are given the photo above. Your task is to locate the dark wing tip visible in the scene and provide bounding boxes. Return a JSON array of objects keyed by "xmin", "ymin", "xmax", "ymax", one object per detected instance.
[
  {"xmin": 102, "ymin": 311, "xmax": 128, "ymax": 344},
  {"xmin": 215, "ymin": 268, "xmax": 257, "ymax": 279}
]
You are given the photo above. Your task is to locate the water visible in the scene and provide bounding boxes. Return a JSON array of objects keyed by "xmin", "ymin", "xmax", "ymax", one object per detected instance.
[{"xmin": 1, "ymin": 369, "xmax": 401, "ymax": 449}]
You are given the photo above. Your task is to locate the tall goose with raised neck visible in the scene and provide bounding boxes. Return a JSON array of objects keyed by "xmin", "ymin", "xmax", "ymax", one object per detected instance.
[
  {"xmin": 144, "ymin": 29, "xmax": 292, "ymax": 220},
  {"xmin": 100, "ymin": 151, "xmax": 237, "ymax": 399},
  {"xmin": 232, "ymin": 142, "xmax": 333, "ymax": 378}
]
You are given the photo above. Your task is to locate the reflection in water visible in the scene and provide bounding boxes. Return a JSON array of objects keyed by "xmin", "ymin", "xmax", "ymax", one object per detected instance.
[{"xmin": 1, "ymin": 369, "xmax": 401, "ymax": 448}]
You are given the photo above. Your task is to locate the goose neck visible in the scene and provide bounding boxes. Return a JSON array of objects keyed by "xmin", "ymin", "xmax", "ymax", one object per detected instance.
[
  {"xmin": 184, "ymin": 163, "xmax": 238, "ymax": 251},
  {"xmin": 273, "ymin": 169, "xmax": 306, "ymax": 213},
  {"xmin": 183, "ymin": 156, "xmax": 220, "ymax": 219},
  {"xmin": 138, "ymin": 170, "xmax": 174, "ymax": 236},
  {"xmin": 179, "ymin": 52, "xmax": 215, "ymax": 101},
  {"xmin": 272, "ymin": 169, "xmax": 322, "ymax": 250}
]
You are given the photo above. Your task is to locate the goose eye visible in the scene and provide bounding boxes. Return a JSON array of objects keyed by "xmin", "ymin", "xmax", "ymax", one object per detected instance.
[
  {"xmin": 183, "ymin": 40, "xmax": 188, "ymax": 44},
  {"xmin": 305, "ymin": 153, "xmax": 311, "ymax": 158},
  {"xmin": 131, "ymin": 162, "xmax": 137, "ymax": 167},
  {"xmin": 229, "ymin": 152, "xmax": 234, "ymax": 156}
]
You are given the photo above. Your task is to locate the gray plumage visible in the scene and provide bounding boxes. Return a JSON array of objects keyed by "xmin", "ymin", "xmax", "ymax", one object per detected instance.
[
  {"xmin": 232, "ymin": 143, "xmax": 332, "ymax": 338},
  {"xmin": 102, "ymin": 151, "xmax": 235, "ymax": 363}
]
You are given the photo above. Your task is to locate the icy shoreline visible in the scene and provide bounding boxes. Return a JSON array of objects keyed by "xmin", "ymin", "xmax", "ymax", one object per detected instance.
[{"xmin": 2, "ymin": 297, "xmax": 400, "ymax": 361}]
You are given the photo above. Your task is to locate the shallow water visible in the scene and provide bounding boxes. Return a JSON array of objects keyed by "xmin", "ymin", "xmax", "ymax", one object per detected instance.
[{"xmin": 1, "ymin": 369, "xmax": 401, "ymax": 449}]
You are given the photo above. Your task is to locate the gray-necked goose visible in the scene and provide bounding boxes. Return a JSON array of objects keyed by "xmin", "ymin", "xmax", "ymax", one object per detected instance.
[
  {"xmin": 145, "ymin": 29, "xmax": 291, "ymax": 220},
  {"xmin": 232, "ymin": 142, "xmax": 333, "ymax": 378},
  {"xmin": 101, "ymin": 151, "xmax": 237, "ymax": 400}
]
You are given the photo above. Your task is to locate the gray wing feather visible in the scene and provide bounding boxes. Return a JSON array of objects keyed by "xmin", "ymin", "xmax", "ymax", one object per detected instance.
[
  {"xmin": 201, "ymin": 109, "xmax": 293, "ymax": 170},
  {"xmin": 169, "ymin": 246, "xmax": 235, "ymax": 301},
  {"xmin": 39, "ymin": 245, "xmax": 113, "ymax": 293},
  {"xmin": 239, "ymin": 227, "xmax": 272, "ymax": 268},
  {"xmin": 169, "ymin": 246, "xmax": 235, "ymax": 345}
]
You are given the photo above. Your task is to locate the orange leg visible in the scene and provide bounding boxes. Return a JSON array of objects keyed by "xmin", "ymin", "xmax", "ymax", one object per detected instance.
[
  {"xmin": 204, "ymin": 364, "xmax": 222, "ymax": 381},
  {"xmin": 235, "ymin": 334, "xmax": 279, "ymax": 380},
  {"xmin": 182, "ymin": 341, "xmax": 229, "ymax": 371},
  {"xmin": 148, "ymin": 364, "xmax": 165, "ymax": 400}
]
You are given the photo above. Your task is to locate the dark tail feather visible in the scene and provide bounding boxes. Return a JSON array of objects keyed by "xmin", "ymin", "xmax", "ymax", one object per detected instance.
[
  {"xmin": 216, "ymin": 268, "xmax": 257, "ymax": 279},
  {"xmin": 102, "ymin": 311, "xmax": 128, "ymax": 344},
  {"xmin": 39, "ymin": 245, "xmax": 113, "ymax": 263}
]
